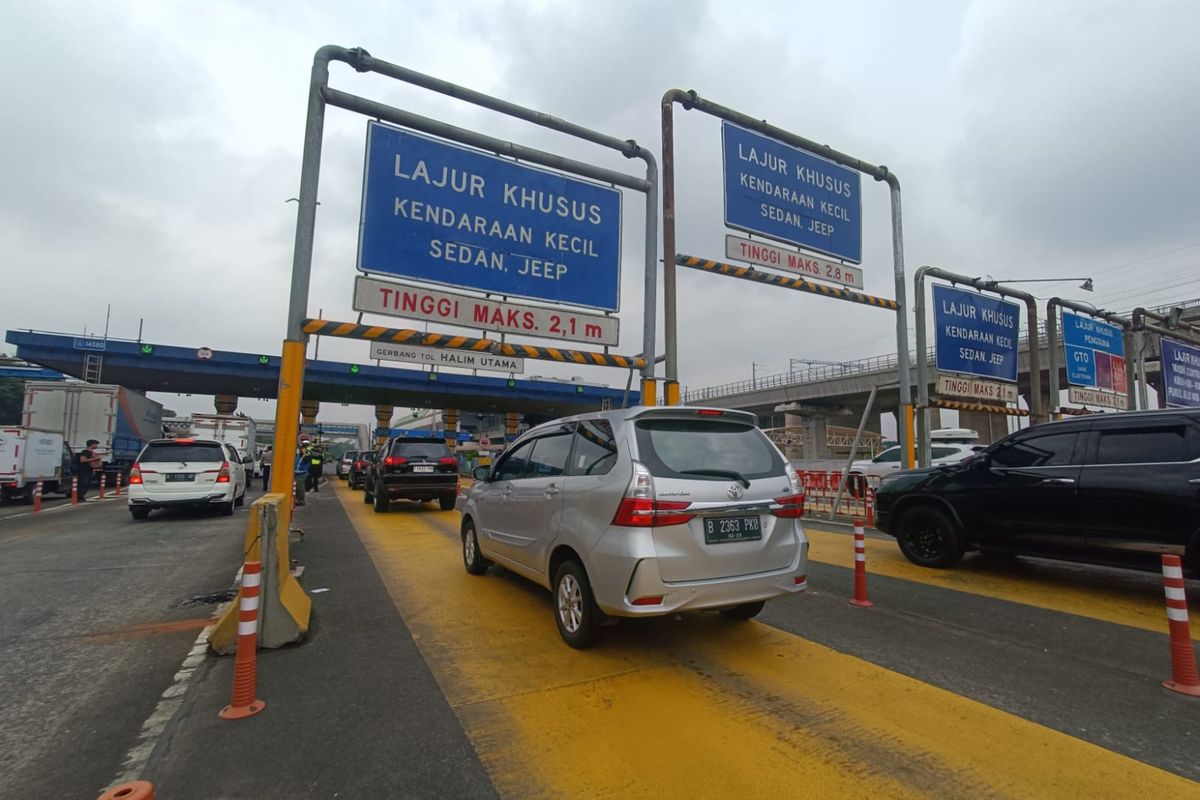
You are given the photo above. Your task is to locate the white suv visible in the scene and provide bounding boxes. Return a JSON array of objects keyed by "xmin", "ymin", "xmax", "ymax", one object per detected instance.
[
  {"xmin": 851, "ymin": 429, "xmax": 984, "ymax": 481},
  {"xmin": 127, "ymin": 438, "xmax": 247, "ymax": 520}
]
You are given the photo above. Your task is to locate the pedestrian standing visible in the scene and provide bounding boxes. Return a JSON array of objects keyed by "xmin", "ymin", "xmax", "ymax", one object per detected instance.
[
  {"xmin": 294, "ymin": 445, "xmax": 311, "ymax": 506},
  {"xmin": 307, "ymin": 445, "xmax": 324, "ymax": 493},
  {"xmin": 260, "ymin": 446, "xmax": 273, "ymax": 492},
  {"xmin": 75, "ymin": 439, "xmax": 102, "ymax": 501}
]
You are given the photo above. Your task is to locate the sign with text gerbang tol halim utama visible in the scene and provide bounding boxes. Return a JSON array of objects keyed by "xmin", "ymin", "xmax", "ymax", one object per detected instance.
[
  {"xmin": 721, "ymin": 122, "xmax": 862, "ymax": 264},
  {"xmin": 933, "ymin": 284, "xmax": 1020, "ymax": 383},
  {"xmin": 358, "ymin": 122, "xmax": 623, "ymax": 312}
]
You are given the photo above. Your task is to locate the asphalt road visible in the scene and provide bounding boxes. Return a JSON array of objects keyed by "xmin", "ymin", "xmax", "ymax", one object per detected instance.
[
  {"xmin": 0, "ymin": 488, "xmax": 248, "ymax": 798},
  {"xmin": 3, "ymin": 479, "xmax": 1199, "ymax": 797}
]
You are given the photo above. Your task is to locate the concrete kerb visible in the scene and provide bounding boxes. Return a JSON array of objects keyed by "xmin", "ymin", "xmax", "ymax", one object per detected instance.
[{"xmin": 209, "ymin": 494, "xmax": 311, "ymax": 654}]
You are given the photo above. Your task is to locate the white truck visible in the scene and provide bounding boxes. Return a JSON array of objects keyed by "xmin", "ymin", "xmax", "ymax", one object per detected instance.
[
  {"xmin": 189, "ymin": 414, "xmax": 258, "ymax": 473},
  {"xmin": 0, "ymin": 428, "xmax": 72, "ymax": 503},
  {"xmin": 21, "ymin": 382, "xmax": 164, "ymax": 476}
]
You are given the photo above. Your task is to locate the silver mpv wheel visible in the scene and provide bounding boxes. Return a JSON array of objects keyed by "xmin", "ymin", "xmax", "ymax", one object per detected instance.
[{"xmin": 552, "ymin": 560, "xmax": 598, "ymax": 649}]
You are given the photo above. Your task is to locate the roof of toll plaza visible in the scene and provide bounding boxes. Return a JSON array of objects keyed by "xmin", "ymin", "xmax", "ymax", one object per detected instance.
[{"xmin": 4, "ymin": 329, "xmax": 634, "ymax": 415}]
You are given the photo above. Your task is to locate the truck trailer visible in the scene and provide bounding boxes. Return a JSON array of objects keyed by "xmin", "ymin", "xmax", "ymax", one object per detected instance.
[
  {"xmin": 21, "ymin": 382, "xmax": 163, "ymax": 476},
  {"xmin": 0, "ymin": 428, "xmax": 72, "ymax": 502}
]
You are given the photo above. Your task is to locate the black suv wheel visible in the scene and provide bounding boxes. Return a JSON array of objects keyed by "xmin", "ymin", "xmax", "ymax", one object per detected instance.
[{"xmin": 896, "ymin": 505, "xmax": 964, "ymax": 568}]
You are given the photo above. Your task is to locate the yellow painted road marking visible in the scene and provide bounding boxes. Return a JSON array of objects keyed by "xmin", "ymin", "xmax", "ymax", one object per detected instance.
[
  {"xmin": 805, "ymin": 526, "xmax": 1198, "ymax": 637},
  {"xmin": 334, "ymin": 484, "xmax": 1197, "ymax": 798}
]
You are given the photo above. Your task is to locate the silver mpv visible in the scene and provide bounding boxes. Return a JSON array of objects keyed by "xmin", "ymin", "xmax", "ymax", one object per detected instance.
[{"xmin": 459, "ymin": 406, "xmax": 809, "ymax": 647}]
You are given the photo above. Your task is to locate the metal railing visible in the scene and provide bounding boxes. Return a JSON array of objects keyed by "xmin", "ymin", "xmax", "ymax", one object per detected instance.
[{"xmin": 683, "ymin": 327, "xmax": 1049, "ymax": 404}]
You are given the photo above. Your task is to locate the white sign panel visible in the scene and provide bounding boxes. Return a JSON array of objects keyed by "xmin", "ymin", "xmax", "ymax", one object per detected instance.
[
  {"xmin": 353, "ymin": 275, "xmax": 618, "ymax": 346},
  {"xmin": 936, "ymin": 374, "xmax": 1018, "ymax": 403},
  {"xmin": 1068, "ymin": 386, "xmax": 1126, "ymax": 410},
  {"xmin": 370, "ymin": 341, "xmax": 525, "ymax": 374},
  {"xmin": 724, "ymin": 234, "xmax": 864, "ymax": 289}
]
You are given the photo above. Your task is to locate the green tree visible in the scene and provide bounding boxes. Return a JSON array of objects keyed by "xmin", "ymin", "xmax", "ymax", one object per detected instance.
[{"xmin": 0, "ymin": 379, "xmax": 24, "ymax": 425}]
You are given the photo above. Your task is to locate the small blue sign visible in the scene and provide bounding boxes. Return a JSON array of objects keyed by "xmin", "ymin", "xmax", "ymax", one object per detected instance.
[
  {"xmin": 73, "ymin": 337, "xmax": 106, "ymax": 352},
  {"xmin": 358, "ymin": 122, "xmax": 622, "ymax": 312},
  {"xmin": 933, "ymin": 284, "xmax": 1020, "ymax": 382},
  {"xmin": 1062, "ymin": 311, "xmax": 1126, "ymax": 390},
  {"xmin": 1161, "ymin": 338, "xmax": 1200, "ymax": 408},
  {"xmin": 722, "ymin": 122, "xmax": 862, "ymax": 264}
]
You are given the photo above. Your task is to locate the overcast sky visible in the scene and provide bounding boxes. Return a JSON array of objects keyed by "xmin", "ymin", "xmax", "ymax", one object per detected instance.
[{"xmin": 3, "ymin": 0, "xmax": 1198, "ymax": 426}]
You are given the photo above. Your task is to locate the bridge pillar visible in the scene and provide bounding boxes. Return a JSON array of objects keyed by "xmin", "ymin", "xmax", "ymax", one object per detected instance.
[
  {"xmin": 958, "ymin": 409, "xmax": 1008, "ymax": 445},
  {"xmin": 214, "ymin": 393, "xmax": 238, "ymax": 414},
  {"xmin": 300, "ymin": 399, "xmax": 319, "ymax": 425},
  {"xmin": 444, "ymin": 408, "xmax": 458, "ymax": 454},
  {"xmin": 374, "ymin": 405, "xmax": 394, "ymax": 447},
  {"xmin": 505, "ymin": 411, "xmax": 522, "ymax": 444}
]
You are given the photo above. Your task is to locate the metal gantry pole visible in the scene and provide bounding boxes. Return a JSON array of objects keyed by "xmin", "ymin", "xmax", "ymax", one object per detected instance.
[
  {"xmin": 914, "ymin": 266, "xmax": 1045, "ymax": 467},
  {"xmin": 1046, "ymin": 298, "xmax": 1135, "ymax": 413},
  {"xmin": 660, "ymin": 89, "xmax": 911, "ymax": 462}
]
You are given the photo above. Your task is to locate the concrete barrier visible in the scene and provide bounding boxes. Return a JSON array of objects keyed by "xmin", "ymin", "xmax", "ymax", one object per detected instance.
[{"xmin": 210, "ymin": 493, "xmax": 311, "ymax": 654}]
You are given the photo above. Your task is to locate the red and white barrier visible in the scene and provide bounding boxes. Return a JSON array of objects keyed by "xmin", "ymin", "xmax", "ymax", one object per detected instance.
[
  {"xmin": 1160, "ymin": 554, "xmax": 1200, "ymax": 696},
  {"xmin": 219, "ymin": 560, "xmax": 266, "ymax": 719},
  {"xmin": 115, "ymin": 471, "xmax": 123, "ymax": 497},
  {"xmin": 849, "ymin": 519, "xmax": 873, "ymax": 608},
  {"xmin": 99, "ymin": 472, "xmax": 107, "ymax": 499},
  {"xmin": 32, "ymin": 481, "xmax": 43, "ymax": 513},
  {"xmin": 71, "ymin": 475, "xmax": 79, "ymax": 506}
]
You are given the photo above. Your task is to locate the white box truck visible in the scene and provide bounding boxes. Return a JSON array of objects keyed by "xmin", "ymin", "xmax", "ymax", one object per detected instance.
[
  {"xmin": 189, "ymin": 414, "xmax": 257, "ymax": 471},
  {"xmin": 21, "ymin": 382, "xmax": 163, "ymax": 475},
  {"xmin": 0, "ymin": 428, "xmax": 71, "ymax": 502}
]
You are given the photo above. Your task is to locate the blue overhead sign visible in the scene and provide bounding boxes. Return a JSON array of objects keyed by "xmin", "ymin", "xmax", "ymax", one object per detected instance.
[
  {"xmin": 358, "ymin": 121, "xmax": 623, "ymax": 312},
  {"xmin": 933, "ymin": 284, "xmax": 1020, "ymax": 382},
  {"xmin": 1062, "ymin": 311, "xmax": 1127, "ymax": 391},
  {"xmin": 721, "ymin": 122, "xmax": 862, "ymax": 264},
  {"xmin": 1161, "ymin": 338, "xmax": 1200, "ymax": 408},
  {"xmin": 73, "ymin": 337, "xmax": 106, "ymax": 352}
]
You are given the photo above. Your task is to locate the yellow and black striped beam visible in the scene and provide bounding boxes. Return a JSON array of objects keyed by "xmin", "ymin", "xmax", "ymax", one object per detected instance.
[
  {"xmin": 928, "ymin": 397, "xmax": 1029, "ymax": 416},
  {"xmin": 676, "ymin": 255, "xmax": 898, "ymax": 310},
  {"xmin": 301, "ymin": 319, "xmax": 646, "ymax": 370}
]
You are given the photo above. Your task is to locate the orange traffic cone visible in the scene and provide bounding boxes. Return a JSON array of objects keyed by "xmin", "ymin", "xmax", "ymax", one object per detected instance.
[
  {"xmin": 1161, "ymin": 554, "xmax": 1200, "ymax": 696},
  {"xmin": 220, "ymin": 560, "xmax": 267, "ymax": 719},
  {"xmin": 850, "ymin": 519, "xmax": 873, "ymax": 608},
  {"xmin": 98, "ymin": 780, "xmax": 154, "ymax": 799}
]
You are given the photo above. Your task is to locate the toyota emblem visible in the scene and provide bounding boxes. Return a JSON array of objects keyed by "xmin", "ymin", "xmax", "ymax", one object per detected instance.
[{"xmin": 727, "ymin": 483, "xmax": 745, "ymax": 500}]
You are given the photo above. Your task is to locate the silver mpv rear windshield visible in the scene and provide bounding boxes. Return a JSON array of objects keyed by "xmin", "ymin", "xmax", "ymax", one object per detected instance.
[{"xmin": 634, "ymin": 419, "xmax": 784, "ymax": 482}]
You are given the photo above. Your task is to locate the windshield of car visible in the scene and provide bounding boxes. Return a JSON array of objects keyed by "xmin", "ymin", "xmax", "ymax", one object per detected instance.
[
  {"xmin": 873, "ymin": 447, "xmax": 901, "ymax": 463},
  {"xmin": 391, "ymin": 441, "xmax": 451, "ymax": 460},
  {"xmin": 360, "ymin": 452, "xmax": 377, "ymax": 462},
  {"xmin": 634, "ymin": 418, "xmax": 783, "ymax": 481},
  {"xmin": 344, "ymin": 451, "xmax": 359, "ymax": 460},
  {"xmin": 139, "ymin": 443, "xmax": 226, "ymax": 463}
]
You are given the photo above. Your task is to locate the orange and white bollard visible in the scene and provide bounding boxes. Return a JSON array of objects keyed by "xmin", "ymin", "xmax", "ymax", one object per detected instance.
[
  {"xmin": 866, "ymin": 488, "xmax": 875, "ymax": 527},
  {"xmin": 99, "ymin": 472, "xmax": 107, "ymax": 499},
  {"xmin": 850, "ymin": 519, "xmax": 873, "ymax": 608},
  {"xmin": 32, "ymin": 481, "xmax": 43, "ymax": 512},
  {"xmin": 98, "ymin": 780, "xmax": 155, "ymax": 800},
  {"xmin": 1160, "ymin": 554, "xmax": 1200, "ymax": 696},
  {"xmin": 115, "ymin": 471, "xmax": 123, "ymax": 497},
  {"xmin": 220, "ymin": 560, "xmax": 266, "ymax": 719},
  {"xmin": 71, "ymin": 475, "xmax": 79, "ymax": 505}
]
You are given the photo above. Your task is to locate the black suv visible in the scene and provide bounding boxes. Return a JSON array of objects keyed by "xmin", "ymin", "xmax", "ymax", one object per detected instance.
[
  {"xmin": 364, "ymin": 437, "xmax": 459, "ymax": 513},
  {"xmin": 875, "ymin": 408, "xmax": 1200, "ymax": 575},
  {"xmin": 348, "ymin": 450, "xmax": 376, "ymax": 490}
]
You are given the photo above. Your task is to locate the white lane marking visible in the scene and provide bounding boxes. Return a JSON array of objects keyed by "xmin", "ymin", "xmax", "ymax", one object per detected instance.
[
  {"xmin": 107, "ymin": 621, "xmax": 216, "ymax": 788},
  {"xmin": 0, "ymin": 496, "xmax": 122, "ymax": 521}
]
